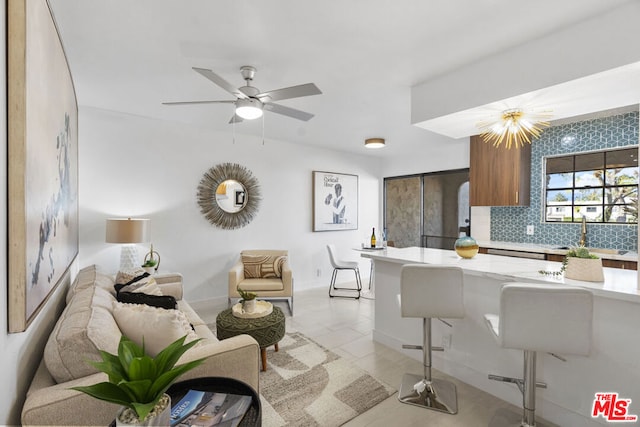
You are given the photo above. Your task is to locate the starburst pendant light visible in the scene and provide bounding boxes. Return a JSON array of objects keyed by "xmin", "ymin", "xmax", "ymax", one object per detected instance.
[{"xmin": 477, "ymin": 108, "xmax": 552, "ymax": 149}]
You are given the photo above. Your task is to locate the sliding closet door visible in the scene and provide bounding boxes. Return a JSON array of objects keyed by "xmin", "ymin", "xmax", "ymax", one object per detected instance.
[{"xmin": 384, "ymin": 170, "xmax": 469, "ymax": 249}]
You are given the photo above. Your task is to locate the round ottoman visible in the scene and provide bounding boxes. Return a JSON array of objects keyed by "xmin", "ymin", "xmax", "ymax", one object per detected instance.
[{"xmin": 216, "ymin": 306, "xmax": 285, "ymax": 371}]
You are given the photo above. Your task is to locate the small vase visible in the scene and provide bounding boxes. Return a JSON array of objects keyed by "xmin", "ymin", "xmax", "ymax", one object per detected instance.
[
  {"xmin": 116, "ymin": 394, "xmax": 171, "ymax": 426},
  {"xmin": 564, "ymin": 257, "xmax": 604, "ymax": 282},
  {"xmin": 454, "ymin": 236, "xmax": 479, "ymax": 259},
  {"xmin": 242, "ymin": 299, "xmax": 257, "ymax": 313}
]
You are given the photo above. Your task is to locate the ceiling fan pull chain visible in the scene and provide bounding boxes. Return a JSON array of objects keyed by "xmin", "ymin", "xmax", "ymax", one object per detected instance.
[
  {"xmin": 262, "ymin": 114, "xmax": 265, "ymax": 145},
  {"xmin": 232, "ymin": 116, "xmax": 236, "ymax": 144}
]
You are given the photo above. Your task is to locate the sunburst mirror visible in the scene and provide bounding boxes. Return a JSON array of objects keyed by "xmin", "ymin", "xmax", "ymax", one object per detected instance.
[{"xmin": 197, "ymin": 163, "xmax": 261, "ymax": 229}]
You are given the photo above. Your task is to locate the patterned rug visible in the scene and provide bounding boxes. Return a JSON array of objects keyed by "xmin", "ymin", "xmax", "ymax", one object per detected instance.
[{"xmin": 209, "ymin": 326, "xmax": 396, "ymax": 426}]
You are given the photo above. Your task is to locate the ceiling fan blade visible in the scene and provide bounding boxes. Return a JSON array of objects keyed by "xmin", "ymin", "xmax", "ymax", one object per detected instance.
[
  {"xmin": 162, "ymin": 100, "xmax": 236, "ymax": 105},
  {"xmin": 229, "ymin": 114, "xmax": 244, "ymax": 124},
  {"xmin": 192, "ymin": 67, "xmax": 248, "ymax": 99},
  {"xmin": 257, "ymin": 83, "xmax": 321, "ymax": 103},
  {"xmin": 264, "ymin": 102, "xmax": 314, "ymax": 121}
]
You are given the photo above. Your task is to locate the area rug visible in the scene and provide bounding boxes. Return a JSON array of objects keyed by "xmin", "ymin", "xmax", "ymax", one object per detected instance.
[{"xmin": 209, "ymin": 326, "xmax": 396, "ymax": 426}]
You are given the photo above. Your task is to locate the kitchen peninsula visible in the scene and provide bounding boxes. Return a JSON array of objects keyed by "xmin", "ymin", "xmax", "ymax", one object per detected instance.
[{"xmin": 360, "ymin": 246, "xmax": 639, "ymax": 427}]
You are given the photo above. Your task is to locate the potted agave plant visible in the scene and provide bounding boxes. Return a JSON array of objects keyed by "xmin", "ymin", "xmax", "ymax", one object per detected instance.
[
  {"xmin": 237, "ymin": 286, "xmax": 258, "ymax": 314},
  {"xmin": 72, "ymin": 335, "xmax": 205, "ymax": 426},
  {"xmin": 540, "ymin": 245, "xmax": 604, "ymax": 282}
]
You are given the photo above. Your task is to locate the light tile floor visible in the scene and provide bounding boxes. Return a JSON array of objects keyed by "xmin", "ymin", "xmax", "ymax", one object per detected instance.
[{"xmin": 196, "ymin": 286, "xmax": 553, "ymax": 427}]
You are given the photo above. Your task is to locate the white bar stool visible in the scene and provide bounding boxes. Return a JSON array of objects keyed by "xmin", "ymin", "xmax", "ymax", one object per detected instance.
[
  {"xmin": 398, "ymin": 264, "xmax": 465, "ymax": 415},
  {"xmin": 484, "ymin": 283, "xmax": 593, "ymax": 427},
  {"xmin": 326, "ymin": 244, "xmax": 362, "ymax": 299}
]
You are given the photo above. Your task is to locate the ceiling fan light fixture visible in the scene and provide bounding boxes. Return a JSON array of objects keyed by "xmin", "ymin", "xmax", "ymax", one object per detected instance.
[
  {"xmin": 235, "ymin": 98, "xmax": 263, "ymax": 120},
  {"xmin": 365, "ymin": 138, "xmax": 385, "ymax": 149}
]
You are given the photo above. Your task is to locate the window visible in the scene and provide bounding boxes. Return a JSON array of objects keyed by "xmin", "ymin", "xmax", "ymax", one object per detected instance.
[{"xmin": 544, "ymin": 147, "xmax": 638, "ymax": 223}]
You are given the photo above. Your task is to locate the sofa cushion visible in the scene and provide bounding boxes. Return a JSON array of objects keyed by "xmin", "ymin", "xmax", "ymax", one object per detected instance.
[
  {"xmin": 112, "ymin": 302, "xmax": 199, "ymax": 357},
  {"xmin": 44, "ymin": 286, "xmax": 121, "ymax": 383},
  {"xmin": 66, "ymin": 264, "xmax": 116, "ymax": 302},
  {"xmin": 236, "ymin": 278, "xmax": 285, "ymax": 291},
  {"xmin": 241, "ymin": 254, "xmax": 287, "ymax": 278}
]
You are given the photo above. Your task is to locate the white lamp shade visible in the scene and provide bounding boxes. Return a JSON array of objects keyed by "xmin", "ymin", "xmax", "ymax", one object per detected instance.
[{"xmin": 105, "ymin": 218, "xmax": 149, "ymax": 243}]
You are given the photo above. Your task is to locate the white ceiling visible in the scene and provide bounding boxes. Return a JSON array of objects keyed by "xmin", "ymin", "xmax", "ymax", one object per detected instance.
[{"xmin": 48, "ymin": 0, "xmax": 640, "ymax": 157}]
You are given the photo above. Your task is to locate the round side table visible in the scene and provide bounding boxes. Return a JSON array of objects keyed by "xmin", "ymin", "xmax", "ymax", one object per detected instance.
[{"xmin": 216, "ymin": 306, "xmax": 285, "ymax": 371}]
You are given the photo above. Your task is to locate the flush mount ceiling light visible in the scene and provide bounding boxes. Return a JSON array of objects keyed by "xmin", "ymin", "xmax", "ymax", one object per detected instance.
[
  {"xmin": 365, "ymin": 138, "xmax": 386, "ymax": 149},
  {"xmin": 235, "ymin": 98, "xmax": 264, "ymax": 120},
  {"xmin": 477, "ymin": 108, "xmax": 552, "ymax": 149}
]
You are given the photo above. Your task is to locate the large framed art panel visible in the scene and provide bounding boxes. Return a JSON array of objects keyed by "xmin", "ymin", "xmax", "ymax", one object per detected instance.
[
  {"xmin": 313, "ymin": 171, "xmax": 358, "ymax": 231},
  {"xmin": 8, "ymin": 0, "xmax": 79, "ymax": 332}
]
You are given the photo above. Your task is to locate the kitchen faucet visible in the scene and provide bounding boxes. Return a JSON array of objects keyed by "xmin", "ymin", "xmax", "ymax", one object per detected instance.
[{"xmin": 579, "ymin": 215, "xmax": 587, "ymax": 247}]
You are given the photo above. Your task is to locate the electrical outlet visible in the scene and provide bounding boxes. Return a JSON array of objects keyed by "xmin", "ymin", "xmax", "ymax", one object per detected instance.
[
  {"xmin": 442, "ymin": 334, "xmax": 452, "ymax": 348},
  {"xmin": 526, "ymin": 225, "xmax": 534, "ymax": 235}
]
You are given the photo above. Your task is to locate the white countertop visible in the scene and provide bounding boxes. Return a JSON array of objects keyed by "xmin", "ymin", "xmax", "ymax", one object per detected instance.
[
  {"xmin": 476, "ymin": 240, "xmax": 638, "ymax": 262},
  {"xmin": 359, "ymin": 246, "xmax": 640, "ymax": 303}
]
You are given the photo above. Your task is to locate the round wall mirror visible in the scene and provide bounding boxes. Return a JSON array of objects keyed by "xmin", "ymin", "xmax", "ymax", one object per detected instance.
[
  {"xmin": 197, "ymin": 163, "xmax": 261, "ymax": 229},
  {"xmin": 215, "ymin": 179, "xmax": 247, "ymax": 213}
]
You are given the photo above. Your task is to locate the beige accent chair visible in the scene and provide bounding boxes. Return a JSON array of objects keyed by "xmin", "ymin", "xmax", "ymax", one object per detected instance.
[{"xmin": 229, "ymin": 249, "xmax": 293, "ymax": 314}]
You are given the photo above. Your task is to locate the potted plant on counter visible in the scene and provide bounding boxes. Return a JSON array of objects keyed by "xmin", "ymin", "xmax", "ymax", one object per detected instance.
[
  {"xmin": 539, "ymin": 245, "xmax": 604, "ymax": 282},
  {"xmin": 72, "ymin": 335, "xmax": 204, "ymax": 426}
]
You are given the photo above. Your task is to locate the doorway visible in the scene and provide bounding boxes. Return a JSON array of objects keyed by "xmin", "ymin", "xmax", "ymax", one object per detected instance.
[{"xmin": 384, "ymin": 169, "xmax": 470, "ymax": 249}]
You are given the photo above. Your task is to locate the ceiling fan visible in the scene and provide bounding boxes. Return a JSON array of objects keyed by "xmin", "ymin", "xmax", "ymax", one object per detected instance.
[{"xmin": 163, "ymin": 66, "xmax": 322, "ymax": 123}]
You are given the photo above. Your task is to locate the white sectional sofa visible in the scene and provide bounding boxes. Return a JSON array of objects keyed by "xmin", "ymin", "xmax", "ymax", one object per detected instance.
[{"xmin": 21, "ymin": 265, "xmax": 260, "ymax": 426}]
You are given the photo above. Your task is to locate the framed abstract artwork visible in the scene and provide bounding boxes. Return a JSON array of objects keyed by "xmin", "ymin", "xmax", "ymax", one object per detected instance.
[
  {"xmin": 7, "ymin": 0, "xmax": 79, "ymax": 332},
  {"xmin": 313, "ymin": 171, "xmax": 358, "ymax": 231}
]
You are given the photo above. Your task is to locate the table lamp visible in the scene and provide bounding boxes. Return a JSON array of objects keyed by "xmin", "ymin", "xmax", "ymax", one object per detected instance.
[{"xmin": 105, "ymin": 218, "xmax": 149, "ymax": 271}]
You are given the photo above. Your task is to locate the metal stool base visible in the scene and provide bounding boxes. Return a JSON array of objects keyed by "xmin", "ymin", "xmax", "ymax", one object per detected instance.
[
  {"xmin": 488, "ymin": 408, "xmax": 556, "ymax": 427},
  {"xmin": 398, "ymin": 373, "xmax": 458, "ymax": 415}
]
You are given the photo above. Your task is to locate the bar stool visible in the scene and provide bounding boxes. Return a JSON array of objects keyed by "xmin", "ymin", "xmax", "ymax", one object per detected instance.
[
  {"xmin": 484, "ymin": 283, "xmax": 593, "ymax": 427},
  {"xmin": 398, "ymin": 264, "xmax": 465, "ymax": 414},
  {"xmin": 326, "ymin": 244, "xmax": 362, "ymax": 299}
]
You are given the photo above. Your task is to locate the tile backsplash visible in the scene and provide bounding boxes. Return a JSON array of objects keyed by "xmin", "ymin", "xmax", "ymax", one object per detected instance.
[{"xmin": 491, "ymin": 111, "xmax": 639, "ymax": 250}]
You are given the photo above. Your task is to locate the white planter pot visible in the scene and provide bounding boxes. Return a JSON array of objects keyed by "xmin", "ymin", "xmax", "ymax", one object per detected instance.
[
  {"xmin": 116, "ymin": 394, "xmax": 171, "ymax": 426},
  {"xmin": 142, "ymin": 266, "xmax": 155, "ymax": 275},
  {"xmin": 564, "ymin": 257, "xmax": 604, "ymax": 282},
  {"xmin": 242, "ymin": 299, "xmax": 257, "ymax": 313}
]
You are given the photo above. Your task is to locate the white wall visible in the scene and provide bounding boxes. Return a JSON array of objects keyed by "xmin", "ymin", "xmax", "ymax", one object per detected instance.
[{"xmin": 78, "ymin": 107, "xmax": 382, "ymax": 303}]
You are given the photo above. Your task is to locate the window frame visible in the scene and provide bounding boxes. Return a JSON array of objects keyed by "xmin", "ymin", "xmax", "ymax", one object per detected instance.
[{"xmin": 543, "ymin": 147, "xmax": 638, "ymax": 224}]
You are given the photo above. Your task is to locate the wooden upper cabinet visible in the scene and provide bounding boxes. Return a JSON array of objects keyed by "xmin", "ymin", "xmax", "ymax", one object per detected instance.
[{"xmin": 469, "ymin": 135, "xmax": 531, "ymax": 206}]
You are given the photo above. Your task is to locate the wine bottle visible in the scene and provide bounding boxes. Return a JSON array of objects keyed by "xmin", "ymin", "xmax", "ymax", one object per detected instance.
[{"xmin": 371, "ymin": 227, "xmax": 376, "ymax": 248}]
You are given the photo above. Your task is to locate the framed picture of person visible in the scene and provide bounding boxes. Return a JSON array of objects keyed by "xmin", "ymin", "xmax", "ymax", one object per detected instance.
[{"xmin": 313, "ymin": 171, "xmax": 358, "ymax": 231}]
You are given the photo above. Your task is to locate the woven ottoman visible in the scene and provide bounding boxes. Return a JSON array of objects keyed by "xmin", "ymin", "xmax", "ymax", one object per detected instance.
[{"xmin": 216, "ymin": 306, "xmax": 285, "ymax": 371}]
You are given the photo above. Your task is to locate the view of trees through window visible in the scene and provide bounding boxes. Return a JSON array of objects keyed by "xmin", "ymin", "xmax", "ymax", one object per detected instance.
[{"xmin": 545, "ymin": 147, "xmax": 638, "ymax": 223}]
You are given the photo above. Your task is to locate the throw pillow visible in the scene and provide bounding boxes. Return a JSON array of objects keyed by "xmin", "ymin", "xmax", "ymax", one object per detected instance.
[
  {"xmin": 242, "ymin": 254, "xmax": 287, "ymax": 278},
  {"xmin": 114, "ymin": 268, "xmax": 147, "ymax": 285},
  {"xmin": 117, "ymin": 291, "xmax": 177, "ymax": 310},
  {"xmin": 114, "ymin": 275, "xmax": 163, "ymax": 296},
  {"xmin": 112, "ymin": 302, "xmax": 199, "ymax": 357}
]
